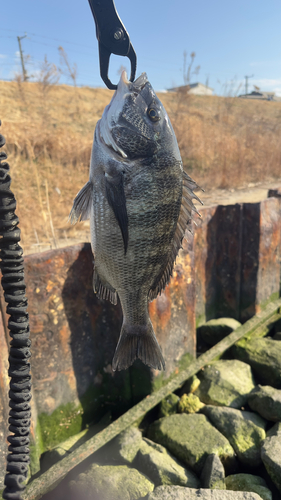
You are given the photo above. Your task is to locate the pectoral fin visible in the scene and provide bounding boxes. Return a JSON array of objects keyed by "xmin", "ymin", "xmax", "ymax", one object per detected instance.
[
  {"xmin": 69, "ymin": 181, "xmax": 93, "ymax": 224},
  {"xmin": 105, "ymin": 170, "xmax": 128, "ymax": 253}
]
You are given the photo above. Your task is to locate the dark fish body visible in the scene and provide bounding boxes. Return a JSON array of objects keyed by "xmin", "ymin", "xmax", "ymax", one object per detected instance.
[{"xmin": 70, "ymin": 72, "xmax": 200, "ymax": 371}]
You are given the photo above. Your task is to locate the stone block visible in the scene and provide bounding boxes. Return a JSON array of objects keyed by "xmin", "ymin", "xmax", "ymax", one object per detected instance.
[{"xmin": 148, "ymin": 413, "xmax": 236, "ymax": 474}]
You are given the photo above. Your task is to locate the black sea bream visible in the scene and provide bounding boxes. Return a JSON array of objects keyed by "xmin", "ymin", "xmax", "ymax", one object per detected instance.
[{"xmin": 70, "ymin": 71, "xmax": 201, "ymax": 371}]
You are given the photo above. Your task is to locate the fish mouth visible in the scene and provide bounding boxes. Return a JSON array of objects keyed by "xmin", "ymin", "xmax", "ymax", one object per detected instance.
[
  {"xmin": 98, "ymin": 72, "xmax": 150, "ymax": 158},
  {"xmin": 119, "ymin": 70, "xmax": 148, "ymax": 92}
]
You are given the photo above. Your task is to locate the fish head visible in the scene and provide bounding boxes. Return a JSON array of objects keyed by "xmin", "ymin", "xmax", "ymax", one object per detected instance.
[{"xmin": 99, "ymin": 71, "xmax": 181, "ymax": 160}]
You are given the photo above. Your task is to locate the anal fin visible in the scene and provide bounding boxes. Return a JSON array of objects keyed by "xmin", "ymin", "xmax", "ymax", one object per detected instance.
[{"xmin": 93, "ymin": 268, "xmax": 117, "ymax": 305}]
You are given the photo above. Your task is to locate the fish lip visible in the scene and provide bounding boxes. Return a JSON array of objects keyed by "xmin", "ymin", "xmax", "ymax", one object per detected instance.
[{"xmin": 119, "ymin": 70, "xmax": 148, "ymax": 93}]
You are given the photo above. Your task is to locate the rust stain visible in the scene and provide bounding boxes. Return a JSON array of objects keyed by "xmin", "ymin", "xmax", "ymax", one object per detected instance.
[
  {"xmin": 46, "ymin": 280, "xmax": 54, "ymax": 293},
  {"xmin": 61, "ymin": 368, "xmax": 77, "ymax": 392},
  {"xmin": 149, "ymin": 286, "xmax": 172, "ymax": 331},
  {"xmin": 59, "ymin": 323, "xmax": 71, "ymax": 356}
]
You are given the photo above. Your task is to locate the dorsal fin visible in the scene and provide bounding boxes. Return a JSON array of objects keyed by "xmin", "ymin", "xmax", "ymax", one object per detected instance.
[{"xmin": 148, "ymin": 171, "xmax": 202, "ymax": 301}]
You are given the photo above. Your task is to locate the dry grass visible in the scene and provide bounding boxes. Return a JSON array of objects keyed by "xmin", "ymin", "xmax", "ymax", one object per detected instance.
[{"xmin": 0, "ymin": 80, "xmax": 280, "ymax": 253}]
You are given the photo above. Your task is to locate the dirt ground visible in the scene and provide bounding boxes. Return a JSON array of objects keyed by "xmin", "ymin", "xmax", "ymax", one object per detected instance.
[{"xmin": 196, "ymin": 180, "xmax": 281, "ymax": 207}]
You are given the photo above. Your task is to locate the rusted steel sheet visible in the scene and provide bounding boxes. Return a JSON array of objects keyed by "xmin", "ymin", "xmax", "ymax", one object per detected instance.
[
  {"xmin": 268, "ymin": 187, "xmax": 281, "ymax": 198},
  {"xmin": 239, "ymin": 203, "xmax": 261, "ymax": 321},
  {"xmin": 214, "ymin": 204, "xmax": 242, "ymax": 320},
  {"xmin": 196, "ymin": 198, "xmax": 281, "ymax": 324},
  {"xmin": 24, "ymin": 244, "xmax": 130, "ymax": 420},
  {"xmin": 22, "ymin": 242, "xmax": 196, "ymax": 424},
  {"xmin": 195, "ymin": 204, "xmax": 242, "ymax": 323},
  {"xmin": 194, "ymin": 205, "xmax": 218, "ymax": 325},
  {"xmin": 256, "ymin": 198, "xmax": 281, "ymax": 309},
  {"xmin": 240, "ymin": 198, "xmax": 281, "ymax": 321},
  {"xmin": 149, "ymin": 230, "xmax": 196, "ymax": 374}
]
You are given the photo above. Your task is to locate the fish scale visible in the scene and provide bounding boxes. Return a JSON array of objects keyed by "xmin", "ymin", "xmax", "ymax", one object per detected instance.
[{"xmin": 70, "ymin": 71, "xmax": 201, "ymax": 371}]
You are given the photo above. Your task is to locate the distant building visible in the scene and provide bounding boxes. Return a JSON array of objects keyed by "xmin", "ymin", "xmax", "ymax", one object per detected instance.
[
  {"xmin": 168, "ymin": 82, "xmax": 214, "ymax": 96},
  {"xmin": 238, "ymin": 90, "xmax": 281, "ymax": 101}
]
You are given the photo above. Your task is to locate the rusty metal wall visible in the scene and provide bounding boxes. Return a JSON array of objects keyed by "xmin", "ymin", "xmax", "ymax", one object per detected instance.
[{"xmin": 195, "ymin": 197, "xmax": 281, "ymax": 325}]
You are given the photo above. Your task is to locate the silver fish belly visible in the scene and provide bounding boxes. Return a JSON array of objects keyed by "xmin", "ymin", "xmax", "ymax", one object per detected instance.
[{"xmin": 70, "ymin": 71, "xmax": 201, "ymax": 371}]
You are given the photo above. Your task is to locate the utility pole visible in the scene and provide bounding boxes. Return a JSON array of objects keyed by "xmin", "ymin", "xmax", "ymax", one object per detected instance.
[
  {"xmin": 244, "ymin": 74, "xmax": 254, "ymax": 97},
  {"xmin": 17, "ymin": 35, "xmax": 28, "ymax": 81}
]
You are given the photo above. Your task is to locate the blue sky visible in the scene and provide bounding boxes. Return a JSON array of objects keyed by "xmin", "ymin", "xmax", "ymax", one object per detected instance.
[{"xmin": 1, "ymin": 0, "xmax": 281, "ymax": 95}]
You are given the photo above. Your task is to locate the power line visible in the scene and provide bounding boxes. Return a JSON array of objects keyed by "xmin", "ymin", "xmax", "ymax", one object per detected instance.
[{"xmin": 1, "ymin": 27, "xmax": 94, "ymax": 49}]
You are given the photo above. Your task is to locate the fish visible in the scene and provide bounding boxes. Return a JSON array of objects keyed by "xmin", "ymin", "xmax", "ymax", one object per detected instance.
[{"xmin": 70, "ymin": 71, "xmax": 201, "ymax": 371}]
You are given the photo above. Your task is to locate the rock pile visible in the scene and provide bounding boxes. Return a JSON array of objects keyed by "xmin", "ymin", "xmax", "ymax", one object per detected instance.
[{"xmin": 55, "ymin": 317, "xmax": 281, "ymax": 499}]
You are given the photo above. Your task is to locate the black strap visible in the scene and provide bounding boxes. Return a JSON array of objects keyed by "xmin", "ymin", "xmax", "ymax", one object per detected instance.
[{"xmin": 0, "ymin": 122, "xmax": 31, "ymax": 500}]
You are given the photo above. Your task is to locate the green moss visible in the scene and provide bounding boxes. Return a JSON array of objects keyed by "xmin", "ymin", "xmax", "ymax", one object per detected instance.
[
  {"xmin": 159, "ymin": 393, "xmax": 180, "ymax": 418},
  {"xmin": 259, "ymin": 292, "xmax": 279, "ymax": 311},
  {"xmin": 29, "ymin": 418, "xmax": 44, "ymax": 475},
  {"xmin": 196, "ymin": 312, "xmax": 207, "ymax": 328},
  {"xmin": 178, "ymin": 393, "xmax": 204, "ymax": 414},
  {"xmin": 38, "ymin": 402, "xmax": 83, "ymax": 451}
]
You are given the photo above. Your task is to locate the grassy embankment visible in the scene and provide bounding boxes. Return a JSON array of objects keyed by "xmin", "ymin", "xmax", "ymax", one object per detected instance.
[{"xmin": 0, "ymin": 80, "xmax": 280, "ymax": 253}]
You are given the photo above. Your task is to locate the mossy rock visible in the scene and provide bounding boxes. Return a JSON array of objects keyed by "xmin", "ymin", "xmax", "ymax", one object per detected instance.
[
  {"xmin": 198, "ymin": 317, "xmax": 241, "ymax": 346},
  {"xmin": 231, "ymin": 338, "xmax": 281, "ymax": 388},
  {"xmin": 111, "ymin": 426, "xmax": 143, "ymax": 464},
  {"xmin": 180, "ymin": 375, "xmax": 201, "ymax": 395},
  {"xmin": 200, "ymin": 453, "xmax": 226, "ymax": 489},
  {"xmin": 266, "ymin": 422, "xmax": 281, "ymax": 438},
  {"xmin": 248, "ymin": 385, "xmax": 281, "ymax": 422},
  {"xmin": 261, "ymin": 434, "xmax": 281, "ymax": 493},
  {"xmin": 195, "ymin": 359, "xmax": 255, "ymax": 408},
  {"xmin": 159, "ymin": 393, "xmax": 180, "ymax": 418},
  {"xmin": 147, "ymin": 485, "xmax": 264, "ymax": 499},
  {"xmin": 225, "ymin": 473, "xmax": 272, "ymax": 500},
  {"xmin": 178, "ymin": 393, "xmax": 204, "ymax": 414},
  {"xmin": 69, "ymin": 464, "xmax": 154, "ymax": 500},
  {"xmin": 148, "ymin": 413, "xmax": 236, "ymax": 474},
  {"xmin": 136, "ymin": 437, "xmax": 199, "ymax": 487},
  {"xmin": 203, "ymin": 406, "xmax": 266, "ymax": 467}
]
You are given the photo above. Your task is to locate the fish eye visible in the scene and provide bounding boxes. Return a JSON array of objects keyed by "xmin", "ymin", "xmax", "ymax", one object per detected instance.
[{"xmin": 147, "ymin": 107, "xmax": 161, "ymax": 122}]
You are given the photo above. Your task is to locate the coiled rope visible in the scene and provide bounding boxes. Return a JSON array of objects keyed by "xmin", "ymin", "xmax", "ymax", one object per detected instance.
[{"xmin": 0, "ymin": 122, "xmax": 31, "ymax": 500}]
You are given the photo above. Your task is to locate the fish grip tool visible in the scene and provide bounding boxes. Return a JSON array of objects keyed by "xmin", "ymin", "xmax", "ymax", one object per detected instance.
[
  {"xmin": 88, "ymin": 0, "xmax": 137, "ymax": 89},
  {"xmin": 0, "ymin": 123, "xmax": 31, "ymax": 500}
]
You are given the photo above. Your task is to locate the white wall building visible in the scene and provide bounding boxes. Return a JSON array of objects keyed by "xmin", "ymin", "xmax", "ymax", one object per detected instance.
[{"xmin": 168, "ymin": 82, "xmax": 214, "ymax": 96}]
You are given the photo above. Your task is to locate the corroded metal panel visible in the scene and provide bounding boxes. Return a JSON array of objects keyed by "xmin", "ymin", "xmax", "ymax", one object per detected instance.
[
  {"xmin": 215, "ymin": 204, "xmax": 242, "ymax": 320},
  {"xmin": 24, "ymin": 244, "xmax": 131, "ymax": 422},
  {"xmin": 23, "ymin": 241, "xmax": 196, "ymax": 425},
  {"xmin": 193, "ymin": 205, "xmax": 218, "ymax": 325},
  {"xmin": 256, "ymin": 197, "xmax": 281, "ymax": 308},
  {"xmin": 149, "ymin": 230, "xmax": 196, "ymax": 377},
  {"xmin": 195, "ymin": 204, "xmax": 243, "ymax": 323},
  {"xmin": 239, "ymin": 203, "xmax": 260, "ymax": 322}
]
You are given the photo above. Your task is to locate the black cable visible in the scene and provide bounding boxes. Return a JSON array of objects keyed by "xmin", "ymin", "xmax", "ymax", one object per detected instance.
[{"xmin": 0, "ymin": 122, "xmax": 31, "ymax": 500}]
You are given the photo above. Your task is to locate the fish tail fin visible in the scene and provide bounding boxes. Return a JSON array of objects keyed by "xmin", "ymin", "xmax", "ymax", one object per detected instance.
[{"xmin": 112, "ymin": 321, "xmax": 165, "ymax": 372}]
